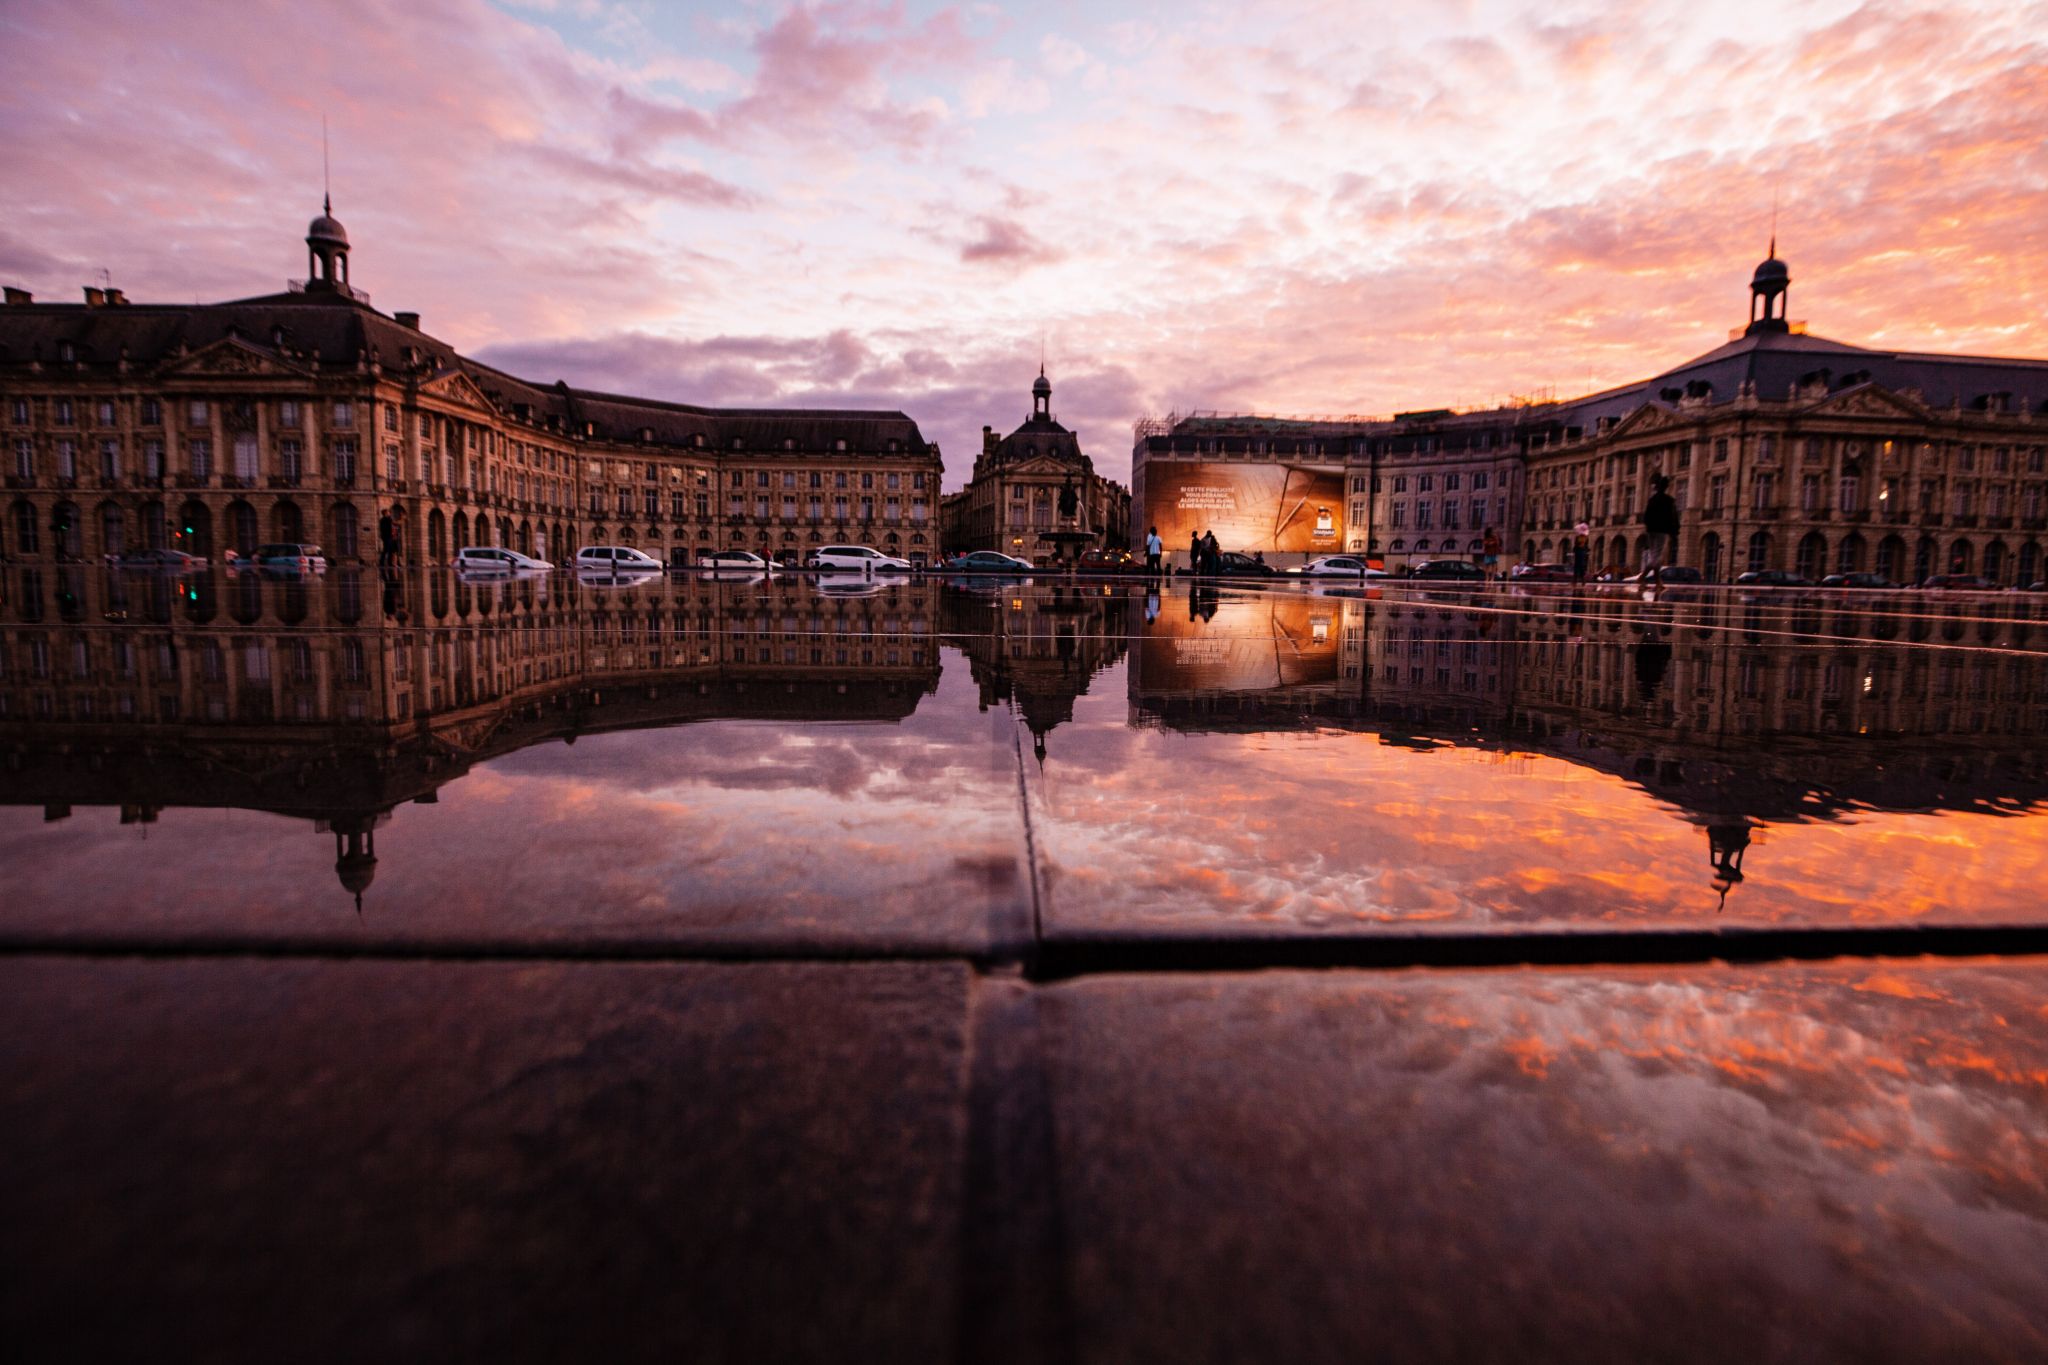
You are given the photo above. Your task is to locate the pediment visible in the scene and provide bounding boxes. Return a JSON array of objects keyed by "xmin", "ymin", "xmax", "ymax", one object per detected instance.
[
  {"xmin": 1003, "ymin": 455, "xmax": 1083, "ymax": 477},
  {"xmin": 158, "ymin": 336, "xmax": 309, "ymax": 379},
  {"xmin": 1605, "ymin": 402, "xmax": 1687, "ymax": 440},
  {"xmin": 419, "ymin": 368, "xmax": 500, "ymax": 415},
  {"xmin": 1798, "ymin": 383, "xmax": 1928, "ymax": 421}
]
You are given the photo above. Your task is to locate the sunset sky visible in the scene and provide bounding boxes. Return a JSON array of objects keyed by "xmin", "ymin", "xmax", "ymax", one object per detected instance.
[{"xmin": 4, "ymin": 0, "xmax": 2046, "ymax": 486}]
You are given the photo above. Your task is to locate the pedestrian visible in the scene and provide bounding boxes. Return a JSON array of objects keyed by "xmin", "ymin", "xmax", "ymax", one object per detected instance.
[
  {"xmin": 1481, "ymin": 526, "xmax": 1501, "ymax": 580},
  {"xmin": 1145, "ymin": 525, "xmax": 1163, "ymax": 575},
  {"xmin": 1188, "ymin": 530, "xmax": 1202, "ymax": 577},
  {"xmin": 1571, "ymin": 525, "xmax": 1591, "ymax": 585},
  {"xmin": 1201, "ymin": 529, "xmax": 1220, "ymax": 576},
  {"xmin": 376, "ymin": 511, "xmax": 397, "ymax": 566},
  {"xmin": 1642, "ymin": 474, "xmax": 1680, "ymax": 588}
]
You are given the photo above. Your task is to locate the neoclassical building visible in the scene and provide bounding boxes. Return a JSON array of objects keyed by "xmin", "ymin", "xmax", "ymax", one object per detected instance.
[
  {"xmin": 1, "ymin": 203, "xmax": 943, "ymax": 569},
  {"xmin": 1132, "ymin": 249, "xmax": 2048, "ymax": 582},
  {"xmin": 941, "ymin": 370, "xmax": 1130, "ymax": 562}
]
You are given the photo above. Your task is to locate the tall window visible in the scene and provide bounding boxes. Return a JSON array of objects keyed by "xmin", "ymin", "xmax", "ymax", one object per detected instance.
[
  {"xmin": 1837, "ymin": 475, "xmax": 1858, "ymax": 514},
  {"xmin": 56, "ymin": 439, "xmax": 76, "ymax": 480},
  {"xmin": 99, "ymin": 440, "xmax": 118, "ymax": 481},
  {"xmin": 332, "ymin": 439, "xmax": 356, "ymax": 484},
  {"xmin": 280, "ymin": 439, "xmax": 302, "ymax": 480},
  {"xmin": 236, "ymin": 434, "xmax": 260, "ymax": 482},
  {"xmin": 188, "ymin": 438, "xmax": 212, "ymax": 479}
]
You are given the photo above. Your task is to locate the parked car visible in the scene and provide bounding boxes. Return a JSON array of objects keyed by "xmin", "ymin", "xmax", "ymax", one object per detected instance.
[
  {"xmin": 808, "ymin": 544, "xmax": 912, "ymax": 573},
  {"xmin": 1214, "ymin": 551, "xmax": 1279, "ymax": 578},
  {"xmin": 942, "ymin": 550, "xmax": 1035, "ymax": 574},
  {"xmin": 244, "ymin": 542, "xmax": 329, "ymax": 573},
  {"xmin": 1075, "ymin": 547, "xmax": 1142, "ymax": 574},
  {"xmin": 1919, "ymin": 573, "xmax": 1996, "ymax": 590},
  {"xmin": 698, "ymin": 549, "xmax": 773, "ymax": 571},
  {"xmin": 1819, "ymin": 572, "xmax": 1898, "ymax": 589},
  {"xmin": 1618, "ymin": 565, "xmax": 1704, "ymax": 586},
  {"xmin": 1286, "ymin": 555, "xmax": 1387, "ymax": 578},
  {"xmin": 573, "ymin": 545, "xmax": 664, "ymax": 573},
  {"xmin": 1409, "ymin": 559, "xmax": 1487, "ymax": 581},
  {"xmin": 1735, "ymin": 570, "xmax": 1814, "ymax": 587},
  {"xmin": 117, "ymin": 548, "xmax": 207, "ymax": 571},
  {"xmin": 1511, "ymin": 562, "xmax": 1578, "ymax": 583},
  {"xmin": 455, "ymin": 546, "xmax": 551, "ymax": 573}
]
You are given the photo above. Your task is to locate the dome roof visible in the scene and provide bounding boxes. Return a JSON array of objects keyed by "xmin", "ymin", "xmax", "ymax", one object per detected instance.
[
  {"xmin": 307, "ymin": 197, "xmax": 349, "ymax": 247},
  {"xmin": 1032, "ymin": 371, "xmax": 1051, "ymax": 395},
  {"xmin": 1751, "ymin": 255, "xmax": 1788, "ymax": 287}
]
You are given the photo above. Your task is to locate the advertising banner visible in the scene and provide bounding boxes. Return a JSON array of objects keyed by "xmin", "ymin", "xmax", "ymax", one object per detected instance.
[{"xmin": 1143, "ymin": 462, "xmax": 1344, "ymax": 555}]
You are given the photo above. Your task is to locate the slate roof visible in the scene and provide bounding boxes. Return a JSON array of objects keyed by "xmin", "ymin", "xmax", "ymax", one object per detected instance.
[{"xmin": 0, "ymin": 288, "xmax": 933, "ymax": 453}]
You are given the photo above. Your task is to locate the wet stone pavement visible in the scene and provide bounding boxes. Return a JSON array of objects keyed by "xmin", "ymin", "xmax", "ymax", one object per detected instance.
[{"xmin": 3, "ymin": 566, "xmax": 2047, "ymax": 1362}]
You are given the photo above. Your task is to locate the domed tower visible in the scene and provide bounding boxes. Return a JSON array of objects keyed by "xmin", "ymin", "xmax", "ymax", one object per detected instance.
[
  {"xmin": 1032, "ymin": 366, "xmax": 1052, "ymax": 422},
  {"xmin": 306, "ymin": 195, "xmax": 353, "ymax": 294},
  {"xmin": 1746, "ymin": 238, "xmax": 1789, "ymax": 336}
]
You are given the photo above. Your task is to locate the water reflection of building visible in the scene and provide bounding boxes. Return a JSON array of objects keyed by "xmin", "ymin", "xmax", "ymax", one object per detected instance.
[
  {"xmin": 942, "ymin": 581, "xmax": 1134, "ymax": 763},
  {"xmin": 1131, "ymin": 588, "xmax": 2048, "ymax": 898},
  {"xmin": 0, "ymin": 570, "xmax": 943, "ymax": 904}
]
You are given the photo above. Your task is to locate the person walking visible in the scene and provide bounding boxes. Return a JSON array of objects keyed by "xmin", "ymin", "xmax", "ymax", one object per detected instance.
[
  {"xmin": 1188, "ymin": 530, "xmax": 1202, "ymax": 577},
  {"xmin": 1200, "ymin": 529, "xmax": 1221, "ymax": 577},
  {"xmin": 1571, "ymin": 524, "xmax": 1591, "ymax": 586},
  {"xmin": 1642, "ymin": 474, "xmax": 1680, "ymax": 588},
  {"xmin": 1481, "ymin": 526, "xmax": 1501, "ymax": 581},
  {"xmin": 1145, "ymin": 525, "xmax": 1163, "ymax": 575}
]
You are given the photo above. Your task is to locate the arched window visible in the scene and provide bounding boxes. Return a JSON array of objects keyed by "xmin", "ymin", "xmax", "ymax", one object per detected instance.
[{"xmin": 1746, "ymin": 530, "xmax": 1772, "ymax": 573}]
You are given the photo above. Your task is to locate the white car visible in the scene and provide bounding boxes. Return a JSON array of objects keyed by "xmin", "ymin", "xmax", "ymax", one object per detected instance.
[
  {"xmin": 697, "ymin": 550, "xmax": 774, "ymax": 571},
  {"xmin": 574, "ymin": 545, "xmax": 665, "ymax": 573},
  {"xmin": 1287, "ymin": 556, "xmax": 1389, "ymax": 578},
  {"xmin": 807, "ymin": 544, "xmax": 912, "ymax": 573},
  {"xmin": 455, "ymin": 546, "xmax": 552, "ymax": 573}
]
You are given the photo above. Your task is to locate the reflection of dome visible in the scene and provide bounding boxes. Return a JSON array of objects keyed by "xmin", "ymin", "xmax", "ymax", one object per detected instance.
[{"xmin": 335, "ymin": 848, "xmax": 377, "ymax": 896}]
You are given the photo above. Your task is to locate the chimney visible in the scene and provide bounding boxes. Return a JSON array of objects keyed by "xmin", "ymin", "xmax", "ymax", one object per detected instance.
[
  {"xmin": 104, "ymin": 288, "xmax": 127, "ymax": 306},
  {"xmin": 395, "ymin": 311, "xmax": 420, "ymax": 330},
  {"xmin": 3, "ymin": 287, "xmax": 30, "ymax": 305},
  {"xmin": 83, "ymin": 286, "xmax": 106, "ymax": 306}
]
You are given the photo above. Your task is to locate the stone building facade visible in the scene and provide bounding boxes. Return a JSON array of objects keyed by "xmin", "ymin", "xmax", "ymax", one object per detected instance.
[
  {"xmin": 1133, "ymin": 251, "xmax": 2048, "ymax": 583},
  {"xmin": 0, "ymin": 204, "xmax": 942, "ymax": 570},
  {"xmin": 942, "ymin": 370, "xmax": 1129, "ymax": 563}
]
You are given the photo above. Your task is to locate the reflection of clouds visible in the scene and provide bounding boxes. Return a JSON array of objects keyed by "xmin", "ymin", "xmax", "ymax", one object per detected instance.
[
  {"xmin": 1047, "ymin": 963, "xmax": 2048, "ymax": 1361},
  {"xmin": 1038, "ymin": 661, "xmax": 2048, "ymax": 934},
  {"xmin": 0, "ymin": 660, "xmax": 1026, "ymax": 948}
]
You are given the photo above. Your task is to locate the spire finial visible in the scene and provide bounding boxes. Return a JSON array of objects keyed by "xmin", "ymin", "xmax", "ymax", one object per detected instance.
[
  {"xmin": 1769, "ymin": 189, "xmax": 1778, "ymax": 259},
  {"xmin": 322, "ymin": 114, "xmax": 331, "ymax": 213}
]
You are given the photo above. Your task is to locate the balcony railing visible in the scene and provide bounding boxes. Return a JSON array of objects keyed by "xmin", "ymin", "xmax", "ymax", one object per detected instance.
[
  {"xmin": 1952, "ymin": 513, "xmax": 1979, "ymax": 528},
  {"xmin": 1986, "ymin": 515, "xmax": 2014, "ymax": 530},
  {"xmin": 1750, "ymin": 506, "xmax": 1781, "ymax": 520}
]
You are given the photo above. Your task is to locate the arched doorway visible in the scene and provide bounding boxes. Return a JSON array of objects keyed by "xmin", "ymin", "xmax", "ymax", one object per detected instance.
[
  {"xmin": 428, "ymin": 509, "xmax": 447, "ymax": 563},
  {"xmin": 274, "ymin": 499, "xmax": 305, "ymax": 544},
  {"xmin": 452, "ymin": 511, "xmax": 469, "ymax": 550},
  {"xmin": 1914, "ymin": 536, "xmax": 1936, "ymax": 584},
  {"xmin": 1835, "ymin": 532, "xmax": 1865, "ymax": 576},
  {"xmin": 1700, "ymin": 532, "xmax": 1722, "ymax": 581},
  {"xmin": 1746, "ymin": 530, "xmax": 1772, "ymax": 574},
  {"xmin": 227, "ymin": 499, "xmax": 258, "ymax": 557},
  {"xmin": 1948, "ymin": 538, "xmax": 1974, "ymax": 574},
  {"xmin": 1795, "ymin": 532, "xmax": 1825, "ymax": 581},
  {"xmin": 1985, "ymin": 539, "xmax": 2008, "ymax": 585},
  {"xmin": 1876, "ymin": 534, "xmax": 1905, "ymax": 583},
  {"xmin": 99, "ymin": 502, "xmax": 126, "ymax": 558},
  {"xmin": 176, "ymin": 500, "xmax": 213, "ymax": 558},
  {"xmin": 2020, "ymin": 541, "xmax": 2042, "ymax": 587}
]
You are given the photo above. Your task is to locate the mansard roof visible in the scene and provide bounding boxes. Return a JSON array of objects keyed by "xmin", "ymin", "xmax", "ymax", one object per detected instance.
[
  {"xmin": 1558, "ymin": 327, "xmax": 2048, "ymax": 428},
  {"xmin": 0, "ymin": 287, "xmax": 934, "ymax": 454}
]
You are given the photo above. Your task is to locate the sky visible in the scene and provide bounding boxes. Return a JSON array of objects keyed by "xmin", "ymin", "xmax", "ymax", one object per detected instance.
[{"xmin": 3, "ymin": 0, "xmax": 2047, "ymax": 489}]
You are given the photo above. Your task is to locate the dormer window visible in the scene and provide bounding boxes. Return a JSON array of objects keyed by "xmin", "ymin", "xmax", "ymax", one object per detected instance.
[
  {"xmin": 693, "ymin": 434, "xmax": 705, "ymax": 448},
  {"xmin": 835, "ymin": 438, "xmax": 847, "ymax": 452},
  {"xmin": 784, "ymin": 438, "xmax": 796, "ymax": 450},
  {"xmin": 58, "ymin": 342, "xmax": 74, "ymax": 363}
]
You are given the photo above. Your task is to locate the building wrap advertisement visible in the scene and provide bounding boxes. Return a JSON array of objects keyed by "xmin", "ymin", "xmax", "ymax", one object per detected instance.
[
  {"xmin": 1142, "ymin": 462, "xmax": 1345, "ymax": 555},
  {"xmin": 1133, "ymin": 595, "xmax": 1346, "ymax": 693}
]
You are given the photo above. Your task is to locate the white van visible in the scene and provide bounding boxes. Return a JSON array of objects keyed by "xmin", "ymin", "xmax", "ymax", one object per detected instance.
[{"xmin": 573, "ymin": 545, "xmax": 664, "ymax": 573}]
